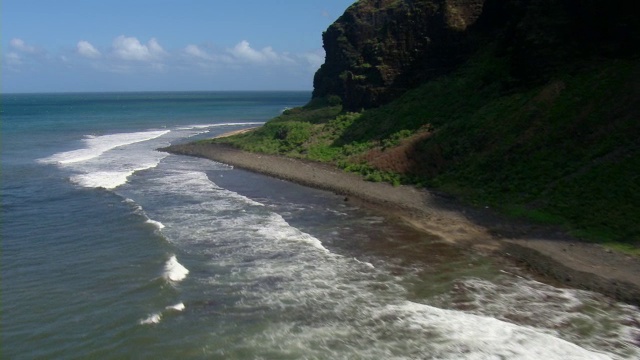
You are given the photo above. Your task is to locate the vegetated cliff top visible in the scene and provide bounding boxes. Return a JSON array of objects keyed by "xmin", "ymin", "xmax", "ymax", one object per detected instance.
[{"xmin": 313, "ymin": 0, "xmax": 640, "ymax": 111}]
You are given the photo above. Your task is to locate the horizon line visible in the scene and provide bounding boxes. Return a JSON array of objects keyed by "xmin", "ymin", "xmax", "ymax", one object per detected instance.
[{"xmin": 2, "ymin": 89, "xmax": 314, "ymax": 95}]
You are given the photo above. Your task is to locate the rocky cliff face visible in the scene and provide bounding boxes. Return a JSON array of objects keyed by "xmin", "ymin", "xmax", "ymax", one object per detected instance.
[
  {"xmin": 313, "ymin": 0, "xmax": 639, "ymax": 111},
  {"xmin": 313, "ymin": 0, "xmax": 486, "ymax": 111}
]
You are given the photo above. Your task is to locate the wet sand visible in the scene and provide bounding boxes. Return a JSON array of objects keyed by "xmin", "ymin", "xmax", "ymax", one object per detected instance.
[{"xmin": 160, "ymin": 142, "xmax": 640, "ymax": 305}]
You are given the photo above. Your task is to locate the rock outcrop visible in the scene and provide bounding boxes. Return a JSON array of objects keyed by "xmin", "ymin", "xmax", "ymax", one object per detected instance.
[
  {"xmin": 313, "ymin": 0, "xmax": 486, "ymax": 111},
  {"xmin": 312, "ymin": 0, "xmax": 640, "ymax": 111}
]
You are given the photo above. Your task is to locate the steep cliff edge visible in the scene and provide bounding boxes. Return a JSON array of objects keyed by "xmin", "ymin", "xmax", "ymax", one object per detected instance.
[
  {"xmin": 313, "ymin": 0, "xmax": 485, "ymax": 111},
  {"xmin": 313, "ymin": 0, "xmax": 639, "ymax": 111}
]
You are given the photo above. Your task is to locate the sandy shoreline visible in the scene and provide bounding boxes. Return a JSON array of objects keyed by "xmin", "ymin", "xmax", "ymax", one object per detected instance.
[{"xmin": 161, "ymin": 142, "xmax": 640, "ymax": 305}]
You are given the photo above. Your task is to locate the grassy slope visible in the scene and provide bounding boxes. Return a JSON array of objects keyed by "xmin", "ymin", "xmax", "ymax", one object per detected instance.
[{"xmin": 212, "ymin": 54, "xmax": 640, "ymax": 247}]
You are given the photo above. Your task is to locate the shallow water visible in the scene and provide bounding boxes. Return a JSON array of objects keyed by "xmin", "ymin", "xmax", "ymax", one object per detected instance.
[{"xmin": 2, "ymin": 92, "xmax": 639, "ymax": 359}]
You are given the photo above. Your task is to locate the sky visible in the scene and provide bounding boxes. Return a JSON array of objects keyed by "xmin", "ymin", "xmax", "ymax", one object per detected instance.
[{"xmin": 1, "ymin": 0, "xmax": 356, "ymax": 93}]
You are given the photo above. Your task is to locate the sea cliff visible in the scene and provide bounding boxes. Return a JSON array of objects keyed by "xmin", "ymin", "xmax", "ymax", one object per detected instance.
[{"xmin": 313, "ymin": 0, "xmax": 639, "ymax": 111}]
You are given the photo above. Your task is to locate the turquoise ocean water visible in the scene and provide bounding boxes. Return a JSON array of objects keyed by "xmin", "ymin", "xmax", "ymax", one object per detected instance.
[{"xmin": 2, "ymin": 92, "xmax": 639, "ymax": 359}]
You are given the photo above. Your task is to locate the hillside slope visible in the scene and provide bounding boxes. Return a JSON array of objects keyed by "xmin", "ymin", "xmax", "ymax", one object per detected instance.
[{"xmin": 213, "ymin": 0, "xmax": 640, "ymax": 246}]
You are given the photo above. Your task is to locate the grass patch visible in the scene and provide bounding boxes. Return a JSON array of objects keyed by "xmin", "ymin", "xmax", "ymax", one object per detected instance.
[{"xmin": 212, "ymin": 97, "xmax": 343, "ymax": 154}]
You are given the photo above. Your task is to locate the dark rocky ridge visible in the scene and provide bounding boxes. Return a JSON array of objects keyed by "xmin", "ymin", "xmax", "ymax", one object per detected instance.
[
  {"xmin": 313, "ymin": 0, "xmax": 486, "ymax": 111},
  {"xmin": 313, "ymin": 0, "xmax": 640, "ymax": 111}
]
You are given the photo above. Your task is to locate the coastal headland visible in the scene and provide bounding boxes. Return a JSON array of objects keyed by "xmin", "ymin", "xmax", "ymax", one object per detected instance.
[
  {"xmin": 161, "ymin": 141, "xmax": 640, "ymax": 305},
  {"xmin": 163, "ymin": 0, "xmax": 640, "ymax": 305}
]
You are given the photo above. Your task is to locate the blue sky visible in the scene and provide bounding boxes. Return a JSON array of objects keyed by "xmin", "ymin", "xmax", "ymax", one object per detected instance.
[{"xmin": 2, "ymin": 0, "xmax": 356, "ymax": 93}]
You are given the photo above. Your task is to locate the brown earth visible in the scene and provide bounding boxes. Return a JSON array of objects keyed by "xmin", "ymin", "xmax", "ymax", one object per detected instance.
[{"xmin": 160, "ymin": 141, "xmax": 640, "ymax": 306}]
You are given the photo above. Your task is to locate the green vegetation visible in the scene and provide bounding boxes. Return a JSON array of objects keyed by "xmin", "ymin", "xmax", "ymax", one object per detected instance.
[
  {"xmin": 217, "ymin": 96, "xmax": 342, "ymax": 155},
  {"xmin": 211, "ymin": 53, "xmax": 640, "ymax": 247}
]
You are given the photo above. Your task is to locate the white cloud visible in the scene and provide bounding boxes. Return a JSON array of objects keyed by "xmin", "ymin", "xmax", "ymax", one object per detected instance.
[
  {"xmin": 5, "ymin": 52, "xmax": 22, "ymax": 66},
  {"xmin": 77, "ymin": 40, "xmax": 101, "ymax": 59},
  {"xmin": 111, "ymin": 36, "xmax": 167, "ymax": 61},
  {"xmin": 229, "ymin": 40, "xmax": 264, "ymax": 62},
  {"xmin": 150, "ymin": 62, "xmax": 166, "ymax": 71},
  {"xmin": 10, "ymin": 38, "xmax": 37, "ymax": 53},
  {"xmin": 184, "ymin": 44, "xmax": 211, "ymax": 60},
  {"xmin": 4, "ymin": 39, "xmax": 47, "ymax": 71},
  {"xmin": 2, "ymin": 35, "xmax": 324, "ymax": 91},
  {"xmin": 177, "ymin": 40, "xmax": 323, "ymax": 82},
  {"xmin": 228, "ymin": 40, "xmax": 291, "ymax": 64},
  {"xmin": 147, "ymin": 38, "xmax": 165, "ymax": 56},
  {"xmin": 300, "ymin": 51, "xmax": 325, "ymax": 71}
]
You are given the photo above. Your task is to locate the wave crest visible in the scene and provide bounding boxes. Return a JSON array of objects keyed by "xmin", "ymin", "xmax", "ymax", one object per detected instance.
[{"xmin": 163, "ymin": 255, "xmax": 189, "ymax": 282}]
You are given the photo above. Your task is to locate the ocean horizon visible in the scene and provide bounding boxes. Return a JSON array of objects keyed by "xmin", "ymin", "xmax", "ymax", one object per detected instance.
[{"xmin": 2, "ymin": 91, "xmax": 639, "ymax": 359}]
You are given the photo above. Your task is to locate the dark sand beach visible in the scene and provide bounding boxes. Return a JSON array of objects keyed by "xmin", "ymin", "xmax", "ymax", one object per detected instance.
[{"xmin": 161, "ymin": 141, "xmax": 640, "ymax": 305}]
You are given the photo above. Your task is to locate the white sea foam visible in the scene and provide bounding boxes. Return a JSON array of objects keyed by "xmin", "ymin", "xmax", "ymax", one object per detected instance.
[
  {"xmin": 146, "ymin": 169, "xmax": 263, "ymax": 208},
  {"xmin": 70, "ymin": 170, "xmax": 135, "ymax": 189},
  {"xmin": 123, "ymin": 198, "xmax": 167, "ymax": 233},
  {"xmin": 257, "ymin": 213, "xmax": 330, "ymax": 253},
  {"xmin": 163, "ymin": 255, "xmax": 189, "ymax": 282},
  {"xmin": 353, "ymin": 257, "xmax": 375, "ymax": 269},
  {"xmin": 222, "ymin": 252, "xmax": 622, "ymax": 359},
  {"xmin": 115, "ymin": 154, "xmax": 637, "ymax": 358},
  {"xmin": 432, "ymin": 277, "xmax": 640, "ymax": 357},
  {"xmin": 40, "ymin": 128, "xmax": 176, "ymax": 189},
  {"xmin": 175, "ymin": 122, "xmax": 264, "ymax": 131},
  {"xmin": 165, "ymin": 302, "xmax": 185, "ymax": 311},
  {"xmin": 146, "ymin": 219, "xmax": 165, "ymax": 229},
  {"xmin": 381, "ymin": 301, "xmax": 614, "ymax": 359},
  {"xmin": 69, "ymin": 152, "xmax": 166, "ymax": 188},
  {"xmin": 139, "ymin": 313, "xmax": 162, "ymax": 325},
  {"xmin": 123, "ymin": 198, "xmax": 138, "ymax": 206},
  {"xmin": 232, "ymin": 248, "xmax": 616, "ymax": 359},
  {"xmin": 139, "ymin": 303, "xmax": 184, "ymax": 326},
  {"xmin": 40, "ymin": 130, "xmax": 169, "ymax": 164}
]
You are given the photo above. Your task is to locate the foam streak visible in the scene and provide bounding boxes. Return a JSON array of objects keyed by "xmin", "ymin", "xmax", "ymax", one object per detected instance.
[{"xmin": 40, "ymin": 130, "xmax": 169, "ymax": 164}]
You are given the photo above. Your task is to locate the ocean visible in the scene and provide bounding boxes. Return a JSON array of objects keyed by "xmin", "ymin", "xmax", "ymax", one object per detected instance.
[{"xmin": 2, "ymin": 92, "xmax": 639, "ymax": 359}]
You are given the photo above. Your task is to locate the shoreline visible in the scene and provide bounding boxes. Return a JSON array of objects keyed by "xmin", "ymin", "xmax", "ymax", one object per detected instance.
[{"xmin": 160, "ymin": 142, "xmax": 640, "ymax": 305}]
